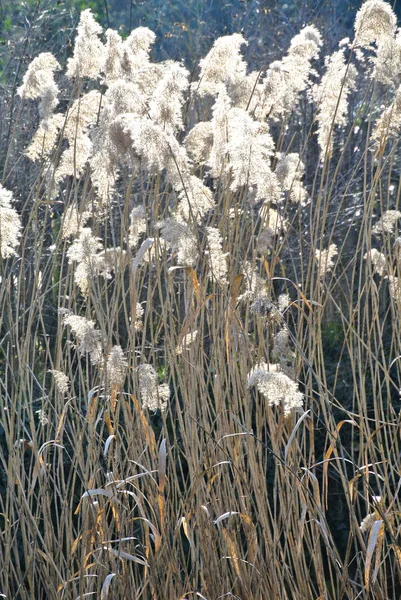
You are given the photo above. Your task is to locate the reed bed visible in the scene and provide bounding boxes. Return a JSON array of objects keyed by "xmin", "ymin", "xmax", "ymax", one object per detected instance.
[{"xmin": 0, "ymin": 1, "xmax": 401, "ymax": 598}]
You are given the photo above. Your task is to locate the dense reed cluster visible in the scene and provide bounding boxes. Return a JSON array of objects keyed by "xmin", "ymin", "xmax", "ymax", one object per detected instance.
[{"xmin": 1, "ymin": 0, "xmax": 401, "ymax": 598}]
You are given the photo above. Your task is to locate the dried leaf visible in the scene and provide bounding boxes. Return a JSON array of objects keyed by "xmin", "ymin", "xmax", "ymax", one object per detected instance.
[
  {"xmin": 101, "ymin": 573, "xmax": 116, "ymax": 600},
  {"xmin": 323, "ymin": 420, "xmax": 355, "ymax": 508},
  {"xmin": 365, "ymin": 520, "xmax": 384, "ymax": 592},
  {"xmin": 158, "ymin": 438, "xmax": 167, "ymax": 535},
  {"xmin": 186, "ymin": 267, "xmax": 200, "ymax": 302}
]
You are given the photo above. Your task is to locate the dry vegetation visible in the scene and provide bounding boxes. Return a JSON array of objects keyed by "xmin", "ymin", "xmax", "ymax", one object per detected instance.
[{"xmin": 1, "ymin": 1, "xmax": 401, "ymax": 598}]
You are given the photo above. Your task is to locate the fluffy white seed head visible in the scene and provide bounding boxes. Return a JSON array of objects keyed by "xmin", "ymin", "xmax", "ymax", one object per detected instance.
[
  {"xmin": 196, "ymin": 33, "xmax": 248, "ymax": 100},
  {"xmin": 66, "ymin": 9, "xmax": 105, "ymax": 79},
  {"xmin": 137, "ymin": 364, "xmax": 169, "ymax": 412},
  {"xmin": 62, "ymin": 204, "xmax": 91, "ymax": 239},
  {"xmin": 61, "ymin": 311, "xmax": 103, "ymax": 365},
  {"xmin": 205, "ymin": 227, "xmax": 228, "ymax": 285},
  {"xmin": 252, "ymin": 25, "xmax": 322, "ymax": 121},
  {"xmin": 25, "ymin": 113, "xmax": 64, "ymax": 162},
  {"xmin": 372, "ymin": 86, "xmax": 401, "ymax": 142},
  {"xmin": 354, "ymin": 0, "xmax": 397, "ymax": 48},
  {"xmin": 66, "ymin": 228, "xmax": 110, "ymax": 294},
  {"xmin": 129, "ymin": 206, "xmax": 147, "ymax": 248},
  {"xmin": 0, "ymin": 184, "xmax": 22, "ymax": 258},
  {"xmin": 373, "ymin": 210, "xmax": 401, "ymax": 234},
  {"xmin": 275, "ymin": 153, "xmax": 308, "ymax": 203},
  {"xmin": 364, "ymin": 249, "xmax": 387, "ymax": 275},
  {"xmin": 313, "ymin": 49, "xmax": 357, "ymax": 157},
  {"xmin": 176, "ymin": 330, "xmax": 198, "ymax": 355},
  {"xmin": 106, "ymin": 345, "xmax": 128, "ymax": 388},
  {"xmin": 247, "ymin": 361, "xmax": 303, "ymax": 416},
  {"xmin": 148, "ymin": 62, "xmax": 189, "ymax": 131},
  {"xmin": 17, "ymin": 52, "xmax": 60, "ymax": 100},
  {"xmin": 315, "ymin": 244, "xmax": 338, "ymax": 279},
  {"xmin": 49, "ymin": 370, "xmax": 70, "ymax": 395}
]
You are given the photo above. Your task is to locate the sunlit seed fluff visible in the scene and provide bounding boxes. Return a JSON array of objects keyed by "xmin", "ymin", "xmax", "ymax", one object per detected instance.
[
  {"xmin": 120, "ymin": 115, "xmax": 212, "ymax": 222},
  {"xmin": 373, "ymin": 35, "xmax": 401, "ymax": 85},
  {"xmin": 38, "ymin": 81, "xmax": 60, "ymax": 121},
  {"xmin": 315, "ymin": 244, "xmax": 338, "ymax": 279},
  {"xmin": 54, "ymin": 91, "xmax": 102, "ymax": 181},
  {"xmin": 238, "ymin": 261, "xmax": 267, "ymax": 303},
  {"xmin": 275, "ymin": 153, "xmax": 308, "ymax": 203},
  {"xmin": 158, "ymin": 218, "xmax": 197, "ymax": 267},
  {"xmin": 354, "ymin": 0, "xmax": 397, "ymax": 48},
  {"xmin": 106, "ymin": 27, "xmax": 157, "ymax": 84},
  {"xmin": 386, "ymin": 274, "xmax": 401, "ymax": 303},
  {"xmin": 49, "ymin": 369, "xmax": 70, "ymax": 395},
  {"xmin": 62, "ymin": 204, "xmax": 91, "ymax": 239},
  {"xmin": 176, "ymin": 175, "xmax": 214, "ymax": 223},
  {"xmin": 66, "ymin": 228, "xmax": 110, "ymax": 295},
  {"xmin": 359, "ymin": 513, "xmax": 376, "ymax": 534},
  {"xmin": 208, "ymin": 88, "xmax": 232, "ymax": 178},
  {"xmin": 103, "ymin": 29, "xmax": 125, "ymax": 84},
  {"xmin": 372, "ymin": 85, "xmax": 401, "ymax": 142},
  {"xmin": 278, "ymin": 293, "xmax": 291, "ymax": 312},
  {"xmin": 105, "ymin": 79, "xmax": 147, "ymax": 117},
  {"xmin": 176, "ymin": 330, "xmax": 198, "ymax": 355},
  {"xmin": 106, "ymin": 345, "xmax": 128, "ymax": 388},
  {"xmin": 261, "ymin": 207, "xmax": 287, "ymax": 234},
  {"xmin": 61, "ymin": 311, "xmax": 103, "ymax": 365},
  {"xmin": 89, "ymin": 137, "xmax": 119, "ymax": 202},
  {"xmin": 25, "ymin": 113, "xmax": 64, "ymax": 162},
  {"xmin": 257, "ymin": 171, "xmax": 282, "ymax": 209},
  {"xmin": 129, "ymin": 206, "xmax": 147, "ymax": 248},
  {"xmin": 54, "ymin": 134, "xmax": 92, "ymax": 182},
  {"xmin": 196, "ymin": 33, "xmax": 248, "ymax": 100},
  {"xmin": 184, "ymin": 121, "xmax": 214, "ymax": 165},
  {"xmin": 148, "ymin": 62, "xmax": 189, "ymax": 131},
  {"xmin": 137, "ymin": 364, "xmax": 169, "ymax": 412},
  {"xmin": 313, "ymin": 49, "xmax": 357, "ymax": 157},
  {"xmin": 64, "ymin": 91, "xmax": 102, "ymax": 141},
  {"xmin": 373, "ymin": 209, "xmax": 401, "ymax": 234},
  {"xmin": 124, "ymin": 27, "xmax": 156, "ymax": 64},
  {"xmin": 0, "ymin": 184, "xmax": 22, "ymax": 258},
  {"xmin": 66, "ymin": 9, "xmax": 105, "ymax": 79},
  {"xmin": 98, "ymin": 247, "xmax": 126, "ymax": 273},
  {"xmin": 364, "ymin": 249, "xmax": 387, "ymax": 275},
  {"xmin": 247, "ymin": 361, "xmax": 303, "ymax": 416},
  {"xmin": 17, "ymin": 52, "xmax": 60, "ymax": 100},
  {"xmin": 134, "ymin": 302, "xmax": 144, "ymax": 331},
  {"xmin": 120, "ymin": 115, "xmax": 172, "ymax": 173},
  {"xmin": 252, "ymin": 25, "xmax": 322, "ymax": 121},
  {"xmin": 205, "ymin": 227, "xmax": 228, "ymax": 285},
  {"xmin": 224, "ymin": 108, "xmax": 276, "ymax": 193},
  {"xmin": 207, "ymin": 92, "xmax": 280, "ymax": 206},
  {"xmin": 17, "ymin": 52, "xmax": 60, "ymax": 121}
]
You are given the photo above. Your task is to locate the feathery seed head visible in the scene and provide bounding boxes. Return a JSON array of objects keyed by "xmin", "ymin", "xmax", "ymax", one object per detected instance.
[
  {"xmin": 62, "ymin": 311, "xmax": 103, "ymax": 364},
  {"xmin": 106, "ymin": 346, "xmax": 128, "ymax": 388},
  {"xmin": 137, "ymin": 364, "xmax": 169, "ymax": 412},
  {"xmin": 49, "ymin": 370, "xmax": 70, "ymax": 395},
  {"xmin": 17, "ymin": 53, "xmax": 60, "ymax": 100},
  {"xmin": 364, "ymin": 249, "xmax": 387, "ymax": 275},
  {"xmin": 354, "ymin": 0, "xmax": 397, "ymax": 48},
  {"xmin": 247, "ymin": 360, "xmax": 303, "ymax": 416},
  {"xmin": 66, "ymin": 9, "xmax": 105, "ymax": 79},
  {"xmin": 0, "ymin": 184, "xmax": 22, "ymax": 258},
  {"xmin": 316, "ymin": 244, "xmax": 338, "ymax": 279}
]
